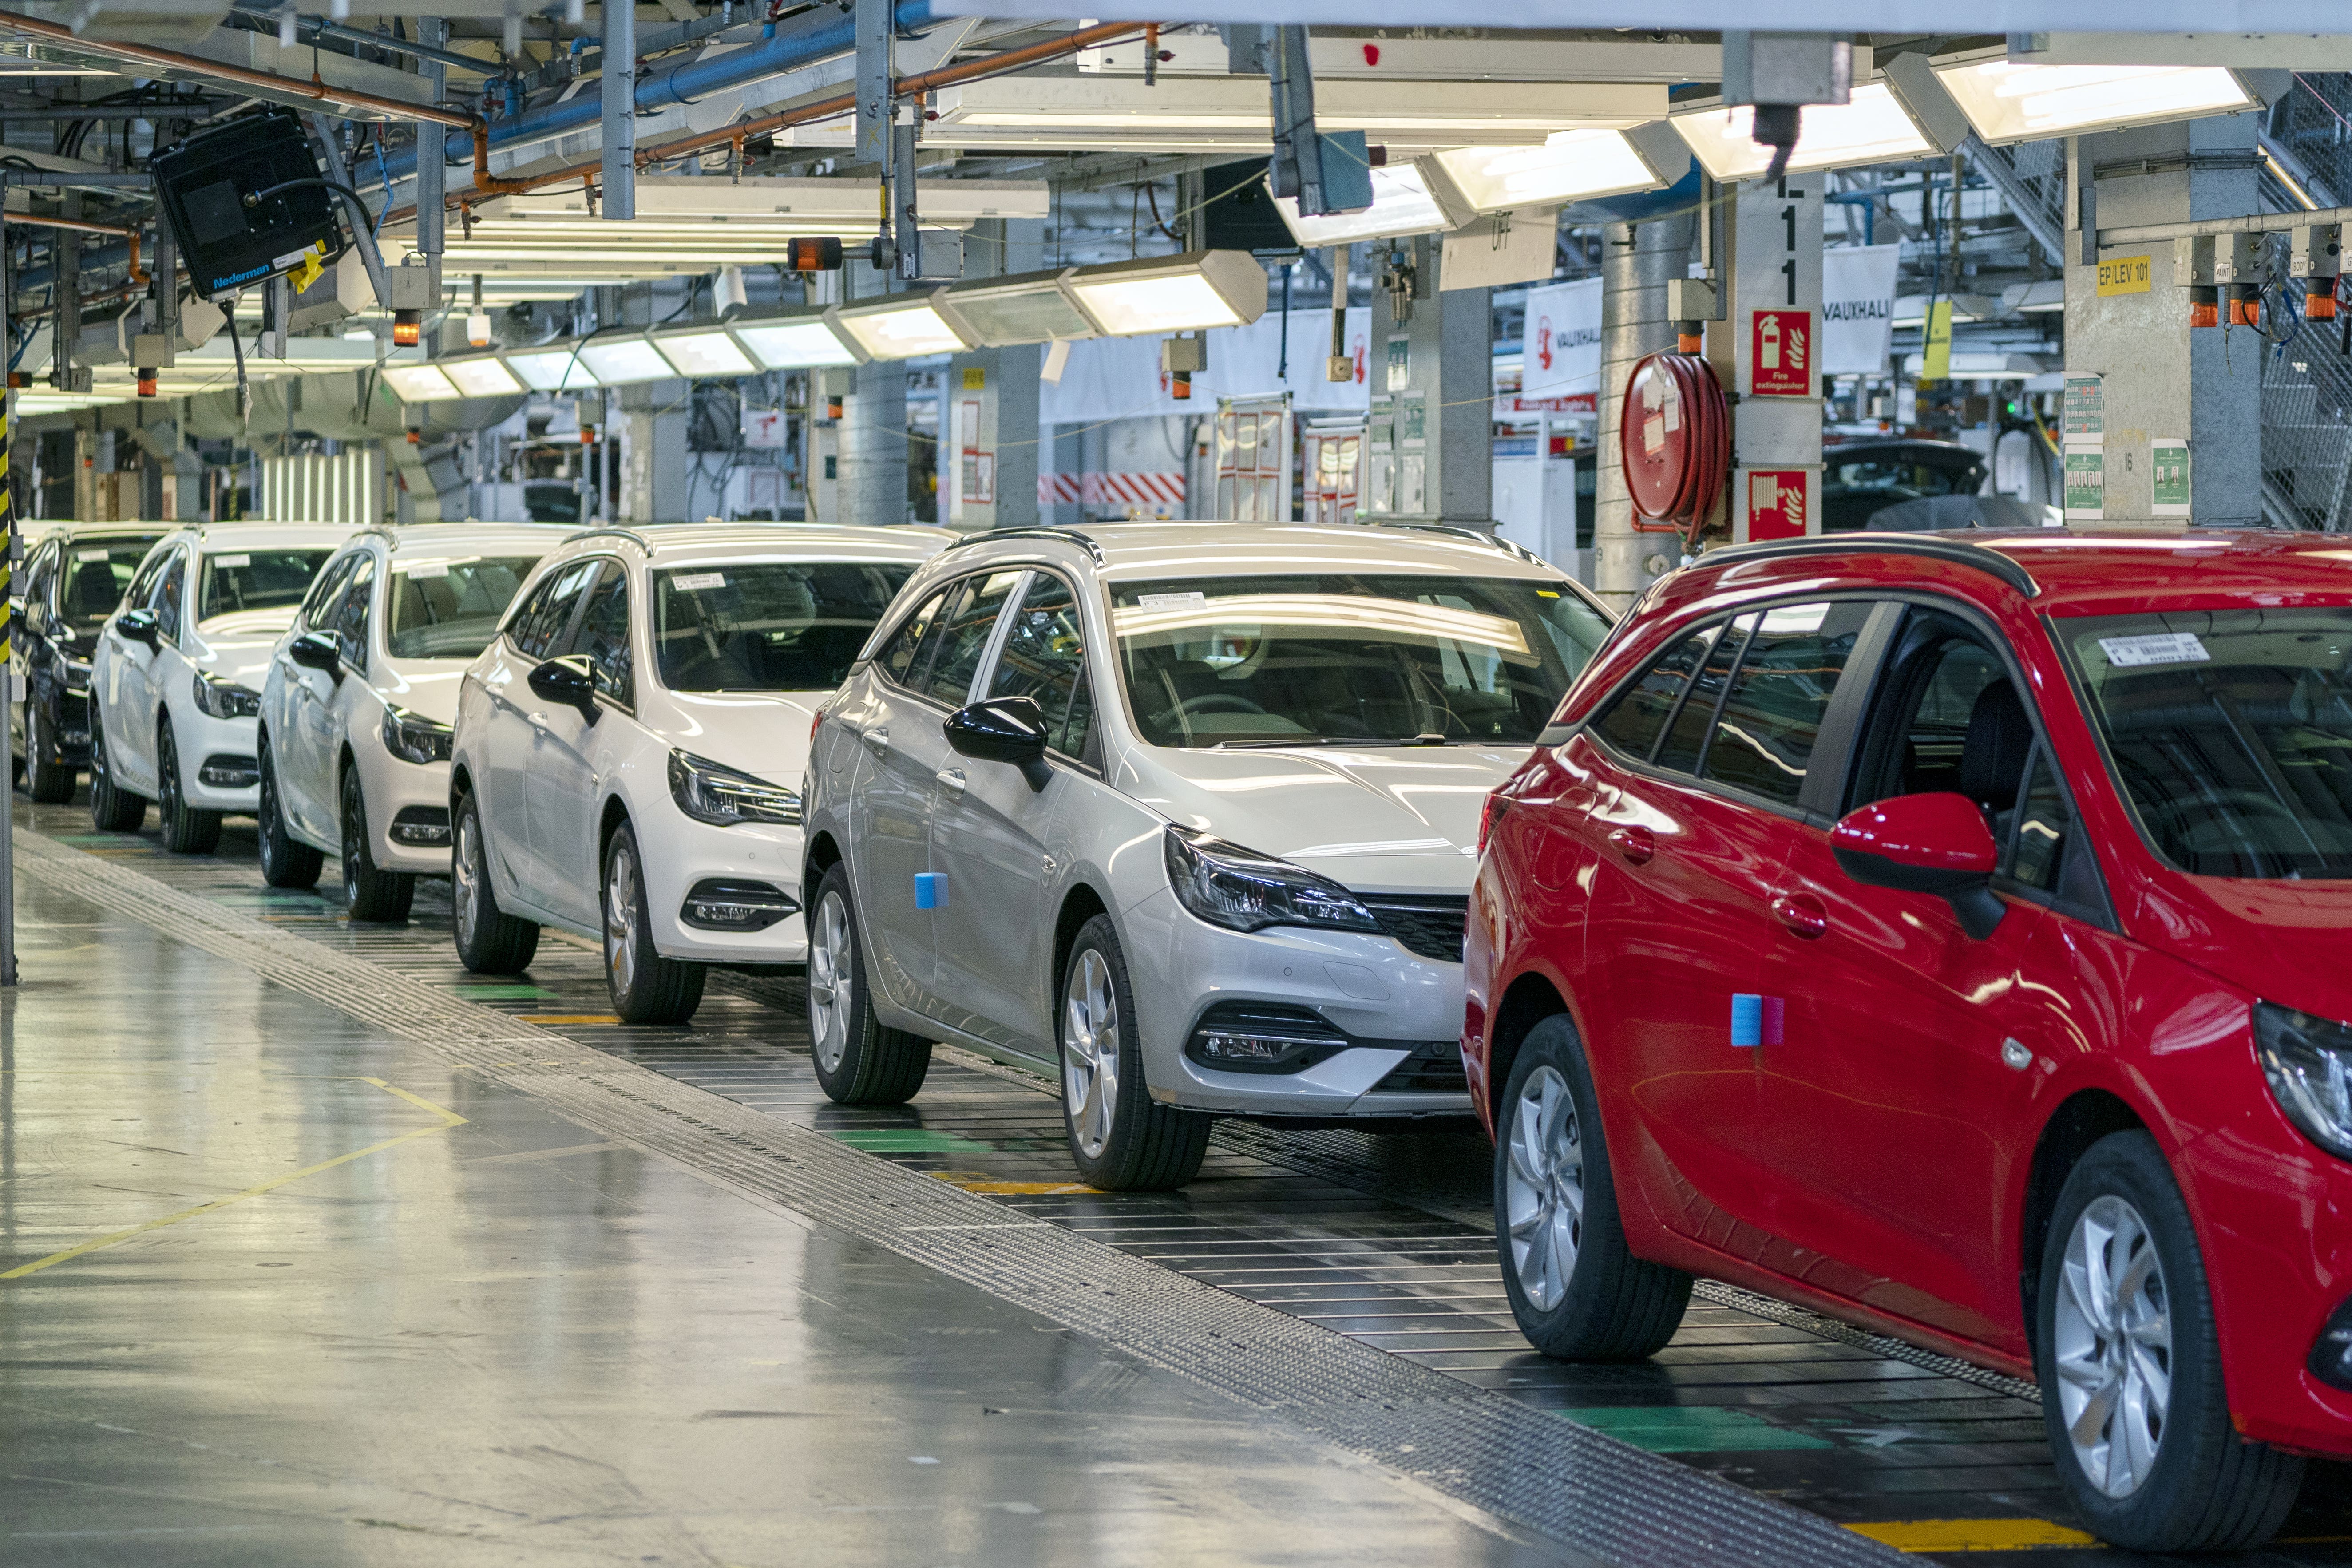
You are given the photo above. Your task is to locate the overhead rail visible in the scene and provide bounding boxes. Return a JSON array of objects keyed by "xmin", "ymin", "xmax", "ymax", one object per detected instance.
[
  {"xmin": 2098, "ymin": 205, "xmax": 2352, "ymax": 248},
  {"xmin": 225, "ymin": 4, "xmax": 497, "ymax": 77}
]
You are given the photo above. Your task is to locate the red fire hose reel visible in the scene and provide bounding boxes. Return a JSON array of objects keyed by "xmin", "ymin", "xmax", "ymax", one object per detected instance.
[{"xmin": 1619, "ymin": 351, "xmax": 1730, "ymax": 546}]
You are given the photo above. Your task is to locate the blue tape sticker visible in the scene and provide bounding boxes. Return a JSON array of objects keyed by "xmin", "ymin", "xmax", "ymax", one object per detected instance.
[
  {"xmin": 1730, "ymin": 993, "xmax": 1763, "ymax": 1048},
  {"xmin": 914, "ymin": 872, "xmax": 945, "ymax": 910}
]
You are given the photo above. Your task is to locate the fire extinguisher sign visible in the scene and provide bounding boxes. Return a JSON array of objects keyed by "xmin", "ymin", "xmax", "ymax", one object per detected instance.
[{"xmin": 1750, "ymin": 309, "xmax": 1813, "ymax": 397}]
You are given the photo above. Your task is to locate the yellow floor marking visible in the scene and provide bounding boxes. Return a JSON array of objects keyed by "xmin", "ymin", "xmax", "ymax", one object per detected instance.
[
  {"xmin": 934, "ymin": 1176, "xmax": 1098, "ymax": 1196},
  {"xmin": 1846, "ymin": 1520, "xmax": 2102, "ymax": 1553},
  {"xmin": 0, "ymin": 1077, "xmax": 467, "ymax": 1283},
  {"xmin": 524, "ymin": 1014, "xmax": 623, "ymax": 1026}
]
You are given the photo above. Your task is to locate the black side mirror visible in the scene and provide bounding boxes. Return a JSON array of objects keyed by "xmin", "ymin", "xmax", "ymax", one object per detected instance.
[
  {"xmin": 287, "ymin": 630, "xmax": 343, "ymax": 679},
  {"xmin": 944, "ymin": 695, "xmax": 1052, "ymax": 792},
  {"xmin": 116, "ymin": 607, "xmax": 159, "ymax": 647},
  {"xmin": 527, "ymin": 655, "xmax": 600, "ymax": 722}
]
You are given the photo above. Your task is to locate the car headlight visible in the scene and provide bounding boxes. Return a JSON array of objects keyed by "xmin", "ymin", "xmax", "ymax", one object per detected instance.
[
  {"xmin": 191, "ymin": 671, "xmax": 262, "ymax": 720},
  {"xmin": 2257, "ymin": 1002, "xmax": 2352, "ymax": 1160},
  {"xmin": 1163, "ymin": 826, "xmax": 1381, "ymax": 936},
  {"xmin": 668, "ymin": 748, "xmax": 802, "ymax": 827},
  {"xmin": 380, "ymin": 704, "xmax": 453, "ymax": 766}
]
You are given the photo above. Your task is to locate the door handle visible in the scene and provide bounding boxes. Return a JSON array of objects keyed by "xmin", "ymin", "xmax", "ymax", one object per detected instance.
[
  {"xmin": 936, "ymin": 766, "xmax": 966, "ymax": 795},
  {"xmin": 862, "ymin": 725, "xmax": 890, "ymax": 756},
  {"xmin": 1773, "ymin": 892, "xmax": 1828, "ymax": 939},
  {"xmin": 1608, "ymin": 825, "xmax": 1654, "ymax": 865}
]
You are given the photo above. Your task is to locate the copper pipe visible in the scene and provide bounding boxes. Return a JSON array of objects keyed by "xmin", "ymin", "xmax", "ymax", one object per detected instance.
[
  {"xmin": 0, "ymin": 4, "xmax": 481, "ymax": 130},
  {"xmin": 7, "ymin": 210, "xmax": 147, "ymax": 283},
  {"xmin": 472, "ymin": 123, "xmax": 535, "ymax": 197}
]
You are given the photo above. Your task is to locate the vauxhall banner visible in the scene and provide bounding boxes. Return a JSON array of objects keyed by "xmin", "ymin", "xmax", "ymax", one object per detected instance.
[
  {"xmin": 1821, "ymin": 243, "xmax": 1901, "ymax": 377},
  {"xmin": 1519, "ymin": 277, "xmax": 1603, "ymax": 398}
]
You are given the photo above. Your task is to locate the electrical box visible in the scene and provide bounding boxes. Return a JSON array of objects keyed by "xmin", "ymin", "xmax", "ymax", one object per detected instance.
[
  {"xmin": 2173, "ymin": 234, "xmax": 2217, "ymax": 287},
  {"xmin": 1667, "ymin": 277, "xmax": 1720, "ymax": 321},
  {"xmin": 1721, "ymin": 32, "xmax": 1853, "ymax": 107},
  {"xmin": 2213, "ymin": 232, "xmax": 2264, "ymax": 286},
  {"xmin": 150, "ymin": 107, "xmax": 346, "ymax": 299},
  {"xmin": 1160, "ymin": 334, "xmax": 1208, "ymax": 374},
  {"xmin": 2291, "ymin": 225, "xmax": 2343, "ymax": 281}
]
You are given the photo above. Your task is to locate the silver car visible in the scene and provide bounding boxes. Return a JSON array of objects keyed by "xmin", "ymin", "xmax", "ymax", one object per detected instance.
[{"xmin": 800, "ymin": 522, "xmax": 1615, "ymax": 1190}]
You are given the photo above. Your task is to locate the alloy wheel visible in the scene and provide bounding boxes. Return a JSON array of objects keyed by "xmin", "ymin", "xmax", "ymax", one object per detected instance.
[
  {"xmin": 341, "ymin": 774, "xmax": 364, "ymax": 894},
  {"xmin": 605, "ymin": 837, "xmax": 641, "ymax": 1002},
  {"xmin": 1061, "ymin": 947, "xmax": 1120, "ymax": 1160},
  {"xmin": 2053, "ymin": 1193, "xmax": 2173, "ymax": 1499},
  {"xmin": 807, "ymin": 890, "xmax": 853, "ymax": 1074},
  {"xmin": 159, "ymin": 729, "xmax": 182, "ymax": 829},
  {"xmin": 454, "ymin": 808, "xmax": 482, "ymax": 950},
  {"xmin": 1503, "ymin": 1065, "xmax": 1585, "ymax": 1312}
]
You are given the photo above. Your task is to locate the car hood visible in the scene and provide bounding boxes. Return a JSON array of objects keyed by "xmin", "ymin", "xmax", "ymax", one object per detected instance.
[
  {"xmin": 191, "ymin": 608, "xmax": 301, "ymax": 690},
  {"xmin": 645, "ymin": 690, "xmax": 824, "ymax": 784},
  {"xmin": 2140, "ymin": 877, "xmax": 2352, "ymax": 1026},
  {"xmin": 1120, "ymin": 743, "xmax": 1530, "ymax": 895},
  {"xmin": 377, "ymin": 666, "xmax": 468, "ymax": 726}
]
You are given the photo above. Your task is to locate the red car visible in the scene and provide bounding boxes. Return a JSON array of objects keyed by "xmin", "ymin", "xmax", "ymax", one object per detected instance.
[{"xmin": 1465, "ymin": 529, "xmax": 2352, "ymax": 1551}]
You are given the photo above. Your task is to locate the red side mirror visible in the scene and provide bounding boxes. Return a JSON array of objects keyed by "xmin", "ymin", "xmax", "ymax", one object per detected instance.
[{"xmin": 1831, "ymin": 792, "xmax": 2004, "ymax": 939}]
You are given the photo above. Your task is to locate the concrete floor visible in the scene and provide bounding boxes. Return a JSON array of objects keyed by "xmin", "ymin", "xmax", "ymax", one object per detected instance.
[{"xmin": 0, "ymin": 871, "xmax": 1557, "ymax": 1567}]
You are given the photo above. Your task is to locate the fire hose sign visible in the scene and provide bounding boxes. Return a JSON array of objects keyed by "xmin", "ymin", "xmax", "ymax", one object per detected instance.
[{"xmin": 1750, "ymin": 309, "xmax": 1813, "ymax": 397}]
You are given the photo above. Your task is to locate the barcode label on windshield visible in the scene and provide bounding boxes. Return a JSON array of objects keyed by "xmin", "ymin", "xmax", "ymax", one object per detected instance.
[
  {"xmin": 213, "ymin": 554, "xmax": 250, "ymax": 568},
  {"xmin": 403, "ymin": 562, "xmax": 449, "ymax": 579},
  {"xmin": 76, "ymin": 548, "xmax": 110, "ymax": 561},
  {"xmin": 2099, "ymin": 632, "xmax": 2210, "ymax": 668},
  {"xmin": 1137, "ymin": 591, "xmax": 1206, "ymax": 610},
  {"xmin": 672, "ymin": 572, "xmax": 726, "ymax": 591}
]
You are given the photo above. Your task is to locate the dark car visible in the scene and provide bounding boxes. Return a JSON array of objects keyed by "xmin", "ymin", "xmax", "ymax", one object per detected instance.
[
  {"xmin": 11, "ymin": 523, "xmax": 166, "ymax": 801},
  {"xmin": 1824, "ymin": 439, "xmax": 1989, "ymax": 531}
]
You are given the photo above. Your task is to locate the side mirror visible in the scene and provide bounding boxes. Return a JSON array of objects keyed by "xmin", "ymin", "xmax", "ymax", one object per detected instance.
[
  {"xmin": 944, "ymin": 695, "xmax": 1052, "ymax": 792},
  {"xmin": 527, "ymin": 654, "xmax": 600, "ymax": 722},
  {"xmin": 1832, "ymin": 792, "xmax": 2005, "ymax": 940},
  {"xmin": 116, "ymin": 607, "xmax": 159, "ymax": 647},
  {"xmin": 287, "ymin": 630, "xmax": 342, "ymax": 679}
]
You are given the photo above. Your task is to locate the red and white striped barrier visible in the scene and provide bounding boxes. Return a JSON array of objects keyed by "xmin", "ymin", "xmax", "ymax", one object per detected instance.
[{"xmin": 1037, "ymin": 472, "xmax": 1188, "ymax": 507}]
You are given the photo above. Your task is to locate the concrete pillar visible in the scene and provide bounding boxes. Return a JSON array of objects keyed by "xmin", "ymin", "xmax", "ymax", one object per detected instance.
[
  {"xmin": 1364, "ymin": 234, "xmax": 1493, "ymax": 526},
  {"xmin": 2065, "ymin": 116, "xmax": 2261, "ymax": 524},
  {"xmin": 1593, "ymin": 212, "xmax": 1696, "ymax": 615},
  {"xmin": 945, "ymin": 344, "xmax": 1043, "ymax": 531},
  {"xmin": 839, "ymin": 360, "xmax": 908, "ymax": 526},
  {"xmin": 619, "ymin": 404, "xmax": 690, "ymax": 523}
]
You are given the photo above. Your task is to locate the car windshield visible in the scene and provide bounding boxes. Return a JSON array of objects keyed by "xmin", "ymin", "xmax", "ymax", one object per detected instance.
[
  {"xmin": 200, "ymin": 549, "xmax": 334, "ymax": 621},
  {"xmin": 386, "ymin": 554, "xmax": 543, "ymax": 660},
  {"xmin": 1111, "ymin": 573, "xmax": 1612, "ymax": 748},
  {"xmin": 653, "ymin": 561, "xmax": 915, "ymax": 693},
  {"xmin": 59, "ymin": 540, "xmax": 160, "ymax": 628},
  {"xmin": 2064, "ymin": 607, "xmax": 2352, "ymax": 879}
]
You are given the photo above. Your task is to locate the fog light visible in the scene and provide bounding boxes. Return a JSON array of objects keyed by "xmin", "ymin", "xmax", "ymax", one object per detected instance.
[
  {"xmin": 681, "ymin": 878, "xmax": 798, "ymax": 931},
  {"xmin": 2311, "ymin": 1297, "xmax": 2352, "ymax": 1391},
  {"xmin": 198, "ymin": 753, "xmax": 259, "ymax": 788},
  {"xmin": 390, "ymin": 805, "xmax": 451, "ymax": 846},
  {"xmin": 1185, "ymin": 1002, "xmax": 1348, "ymax": 1074}
]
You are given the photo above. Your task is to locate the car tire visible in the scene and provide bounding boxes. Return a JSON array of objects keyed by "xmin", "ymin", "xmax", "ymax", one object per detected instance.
[
  {"xmin": 23, "ymin": 703, "xmax": 72, "ymax": 804},
  {"xmin": 256, "ymin": 741, "xmax": 323, "ymax": 890},
  {"xmin": 806, "ymin": 862, "xmax": 931, "ymax": 1105},
  {"xmin": 1058, "ymin": 915, "xmax": 1208, "ymax": 1192},
  {"xmin": 1494, "ymin": 1014, "xmax": 1692, "ymax": 1360},
  {"xmin": 339, "ymin": 764, "xmax": 412, "ymax": 922},
  {"xmin": 86, "ymin": 705, "xmax": 144, "ymax": 832},
  {"xmin": 2036, "ymin": 1130, "xmax": 2304, "ymax": 1551},
  {"xmin": 451, "ymin": 789, "xmax": 539, "ymax": 974},
  {"xmin": 156, "ymin": 718, "xmax": 222, "ymax": 855},
  {"xmin": 602, "ymin": 820, "xmax": 704, "ymax": 1025}
]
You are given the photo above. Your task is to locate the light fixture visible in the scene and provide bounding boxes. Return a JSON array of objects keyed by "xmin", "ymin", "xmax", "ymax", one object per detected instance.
[
  {"xmin": 391, "ymin": 310, "xmax": 423, "ymax": 347},
  {"xmin": 1421, "ymin": 130, "xmax": 1665, "ymax": 222},
  {"xmin": 380, "ymin": 363, "xmax": 460, "ymax": 402},
  {"xmin": 935, "ymin": 268, "xmax": 1098, "ymax": 347},
  {"xmin": 1276, "ymin": 163, "xmax": 1449, "ymax": 245},
  {"xmin": 653, "ymin": 325, "xmax": 758, "ymax": 378},
  {"xmin": 830, "ymin": 295, "xmax": 970, "ymax": 360},
  {"xmin": 504, "ymin": 346, "xmax": 602, "ymax": 392},
  {"xmin": 466, "ymin": 310, "xmax": 492, "ymax": 348},
  {"xmin": 1672, "ymin": 83, "xmax": 1935, "ymax": 181},
  {"xmin": 440, "ymin": 355, "xmax": 525, "ymax": 396},
  {"xmin": 576, "ymin": 333, "xmax": 675, "ymax": 384},
  {"xmin": 729, "ymin": 311, "xmax": 862, "ymax": 370},
  {"xmin": 1065, "ymin": 250, "xmax": 1268, "ymax": 337},
  {"xmin": 1932, "ymin": 60, "xmax": 2258, "ymax": 145}
]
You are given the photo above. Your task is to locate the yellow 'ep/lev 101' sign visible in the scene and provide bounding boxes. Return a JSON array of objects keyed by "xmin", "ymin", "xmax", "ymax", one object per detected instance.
[{"xmin": 2097, "ymin": 255, "xmax": 2153, "ymax": 296}]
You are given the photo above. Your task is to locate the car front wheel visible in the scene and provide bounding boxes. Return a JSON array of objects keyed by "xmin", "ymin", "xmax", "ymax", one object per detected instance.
[
  {"xmin": 451, "ymin": 790, "xmax": 539, "ymax": 974},
  {"xmin": 806, "ymin": 862, "xmax": 931, "ymax": 1104},
  {"xmin": 1058, "ymin": 915, "xmax": 1207, "ymax": 1191},
  {"xmin": 86, "ymin": 705, "xmax": 144, "ymax": 832},
  {"xmin": 156, "ymin": 717, "xmax": 221, "ymax": 855},
  {"xmin": 2038, "ymin": 1130, "xmax": 2304, "ymax": 1550},
  {"xmin": 340, "ymin": 765, "xmax": 412, "ymax": 922},
  {"xmin": 602, "ymin": 820, "xmax": 704, "ymax": 1025},
  {"xmin": 23, "ymin": 701, "xmax": 72, "ymax": 804},
  {"xmin": 257, "ymin": 741, "xmax": 323, "ymax": 889}
]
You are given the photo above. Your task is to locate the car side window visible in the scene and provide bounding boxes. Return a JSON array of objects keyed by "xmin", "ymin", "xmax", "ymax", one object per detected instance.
[
  {"xmin": 153, "ymin": 547, "xmax": 187, "ymax": 643},
  {"xmin": 332, "ymin": 554, "xmax": 376, "ymax": 671},
  {"xmin": 988, "ymin": 572, "xmax": 1094, "ymax": 760},
  {"xmin": 2009, "ymin": 745, "xmax": 2069, "ymax": 892},
  {"xmin": 121, "ymin": 547, "xmax": 167, "ymax": 622},
  {"xmin": 1696, "ymin": 601, "xmax": 1871, "ymax": 809},
  {"xmin": 568, "ymin": 562, "xmax": 634, "ymax": 708},
  {"xmin": 875, "ymin": 587, "xmax": 950, "ymax": 689},
  {"xmin": 922, "ymin": 570, "xmax": 1023, "ymax": 708},
  {"xmin": 1590, "ymin": 623, "xmax": 1721, "ymax": 760},
  {"xmin": 513, "ymin": 559, "xmax": 598, "ymax": 661},
  {"xmin": 1654, "ymin": 618, "xmax": 1752, "ymax": 775},
  {"xmin": 1846, "ymin": 610, "xmax": 2029, "ymax": 812},
  {"xmin": 297, "ymin": 551, "xmax": 352, "ymax": 634},
  {"xmin": 21, "ymin": 542, "xmax": 54, "ymax": 626}
]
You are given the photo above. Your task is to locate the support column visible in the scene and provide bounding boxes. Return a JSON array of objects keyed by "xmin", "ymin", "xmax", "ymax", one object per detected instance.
[
  {"xmin": 619, "ymin": 404, "xmax": 689, "ymax": 523},
  {"xmin": 1593, "ymin": 212, "xmax": 1695, "ymax": 613},
  {"xmin": 2066, "ymin": 117, "xmax": 2261, "ymax": 524},
  {"xmin": 416, "ymin": 19, "xmax": 446, "ymax": 264},
  {"xmin": 599, "ymin": 0, "xmax": 635, "ymax": 222},
  {"xmin": 1365, "ymin": 234, "xmax": 1493, "ymax": 527},
  {"xmin": 840, "ymin": 360, "xmax": 907, "ymax": 526}
]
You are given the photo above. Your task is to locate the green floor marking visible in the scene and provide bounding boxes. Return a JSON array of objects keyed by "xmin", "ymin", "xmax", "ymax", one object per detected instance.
[
  {"xmin": 1556, "ymin": 1406, "xmax": 1834, "ymax": 1453},
  {"xmin": 826, "ymin": 1128, "xmax": 999, "ymax": 1154},
  {"xmin": 451, "ymin": 984, "xmax": 562, "ymax": 1001}
]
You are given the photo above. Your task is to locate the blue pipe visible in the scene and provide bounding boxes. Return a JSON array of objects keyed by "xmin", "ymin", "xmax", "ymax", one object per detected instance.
[{"xmin": 382, "ymin": 0, "xmax": 934, "ymax": 187}]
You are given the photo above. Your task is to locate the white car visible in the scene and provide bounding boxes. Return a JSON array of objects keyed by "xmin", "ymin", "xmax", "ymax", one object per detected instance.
[
  {"xmin": 89, "ymin": 523, "xmax": 359, "ymax": 851},
  {"xmin": 256, "ymin": 523, "xmax": 573, "ymax": 920},
  {"xmin": 800, "ymin": 523, "xmax": 1616, "ymax": 1189},
  {"xmin": 447, "ymin": 522, "xmax": 954, "ymax": 1023}
]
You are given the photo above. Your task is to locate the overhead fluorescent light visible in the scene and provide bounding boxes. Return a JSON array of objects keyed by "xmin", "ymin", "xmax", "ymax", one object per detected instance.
[
  {"xmin": 1276, "ymin": 164, "xmax": 1449, "ymax": 245},
  {"xmin": 505, "ymin": 347, "xmax": 602, "ymax": 392},
  {"xmin": 1932, "ymin": 60, "xmax": 2257, "ymax": 145},
  {"xmin": 380, "ymin": 364, "xmax": 461, "ymax": 402},
  {"xmin": 653, "ymin": 325, "xmax": 758, "ymax": 378},
  {"xmin": 576, "ymin": 334, "xmax": 675, "ymax": 385},
  {"xmin": 1065, "ymin": 250, "xmax": 1268, "ymax": 337},
  {"xmin": 1673, "ymin": 83, "xmax": 1935, "ymax": 181},
  {"xmin": 730, "ymin": 312, "xmax": 861, "ymax": 369},
  {"xmin": 935, "ymin": 269, "xmax": 1098, "ymax": 347},
  {"xmin": 440, "ymin": 355, "xmax": 525, "ymax": 397},
  {"xmin": 1421, "ymin": 130, "xmax": 1663, "ymax": 222},
  {"xmin": 831, "ymin": 295, "xmax": 970, "ymax": 360}
]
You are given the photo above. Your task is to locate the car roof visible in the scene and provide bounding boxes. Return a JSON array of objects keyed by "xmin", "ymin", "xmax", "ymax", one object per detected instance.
[
  {"xmin": 32, "ymin": 522, "xmax": 166, "ymax": 544},
  {"xmin": 368, "ymin": 522, "xmax": 575, "ymax": 556},
  {"xmin": 562, "ymin": 522, "xmax": 957, "ymax": 566},
  {"xmin": 166, "ymin": 522, "xmax": 362, "ymax": 553},
  {"xmin": 936, "ymin": 521, "xmax": 1566, "ymax": 583}
]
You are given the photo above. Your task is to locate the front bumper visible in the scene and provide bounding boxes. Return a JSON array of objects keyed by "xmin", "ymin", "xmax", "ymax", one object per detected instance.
[
  {"xmin": 641, "ymin": 812, "xmax": 807, "ymax": 964},
  {"xmin": 1121, "ymin": 884, "xmax": 1472, "ymax": 1118},
  {"xmin": 352, "ymin": 740, "xmax": 455, "ymax": 875},
  {"xmin": 174, "ymin": 709, "xmax": 261, "ymax": 814}
]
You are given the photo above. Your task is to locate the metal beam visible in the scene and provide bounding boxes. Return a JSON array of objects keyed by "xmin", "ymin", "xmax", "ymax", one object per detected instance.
[
  {"xmin": 855, "ymin": 0, "xmax": 893, "ymax": 166},
  {"xmin": 2098, "ymin": 203, "xmax": 2352, "ymax": 247},
  {"xmin": 602, "ymin": 0, "xmax": 636, "ymax": 222},
  {"xmin": 417, "ymin": 17, "xmax": 447, "ymax": 261}
]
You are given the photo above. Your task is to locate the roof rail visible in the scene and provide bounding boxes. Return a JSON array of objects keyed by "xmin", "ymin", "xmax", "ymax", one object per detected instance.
[
  {"xmin": 1376, "ymin": 521, "xmax": 1546, "ymax": 568},
  {"xmin": 941, "ymin": 525, "xmax": 1107, "ymax": 566},
  {"xmin": 561, "ymin": 526, "xmax": 654, "ymax": 551},
  {"xmin": 1699, "ymin": 533, "xmax": 2041, "ymax": 598}
]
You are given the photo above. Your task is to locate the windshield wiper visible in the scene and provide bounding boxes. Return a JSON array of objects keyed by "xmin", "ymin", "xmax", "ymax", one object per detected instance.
[{"xmin": 1209, "ymin": 736, "xmax": 1349, "ymax": 749}]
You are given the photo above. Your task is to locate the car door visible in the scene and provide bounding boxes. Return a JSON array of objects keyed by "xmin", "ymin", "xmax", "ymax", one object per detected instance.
[
  {"xmin": 929, "ymin": 569, "xmax": 1097, "ymax": 1053},
  {"xmin": 1579, "ymin": 600, "xmax": 1873, "ymax": 1257},
  {"xmin": 111, "ymin": 544, "xmax": 184, "ymax": 794},
  {"xmin": 484, "ymin": 558, "xmax": 599, "ymax": 911},
  {"xmin": 319, "ymin": 550, "xmax": 379, "ymax": 813},
  {"xmin": 1755, "ymin": 604, "xmax": 2079, "ymax": 1349},
  {"xmin": 280, "ymin": 552, "xmax": 360, "ymax": 842},
  {"xmin": 843, "ymin": 582, "xmax": 954, "ymax": 1010},
  {"xmin": 527, "ymin": 558, "xmax": 629, "ymax": 930}
]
